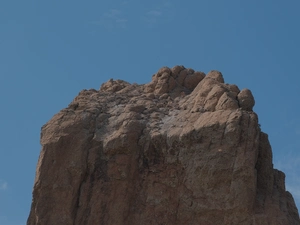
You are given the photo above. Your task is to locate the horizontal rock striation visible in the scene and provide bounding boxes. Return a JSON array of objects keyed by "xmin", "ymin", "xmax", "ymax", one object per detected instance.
[{"xmin": 27, "ymin": 66, "xmax": 300, "ymax": 225}]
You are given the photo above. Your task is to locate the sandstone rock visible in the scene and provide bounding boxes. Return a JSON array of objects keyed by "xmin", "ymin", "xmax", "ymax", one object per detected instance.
[
  {"xmin": 237, "ymin": 88, "xmax": 255, "ymax": 111},
  {"xmin": 100, "ymin": 79, "xmax": 130, "ymax": 92},
  {"xmin": 27, "ymin": 66, "xmax": 300, "ymax": 225},
  {"xmin": 227, "ymin": 84, "xmax": 240, "ymax": 95},
  {"xmin": 206, "ymin": 70, "xmax": 225, "ymax": 83},
  {"xmin": 177, "ymin": 69, "xmax": 188, "ymax": 85},
  {"xmin": 183, "ymin": 71, "xmax": 205, "ymax": 90},
  {"xmin": 170, "ymin": 65, "xmax": 185, "ymax": 78},
  {"xmin": 157, "ymin": 66, "xmax": 171, "ymax": 77},
  {"xmin": 215, "ymin": 92, "xmax": 239, "ymax": 110}
]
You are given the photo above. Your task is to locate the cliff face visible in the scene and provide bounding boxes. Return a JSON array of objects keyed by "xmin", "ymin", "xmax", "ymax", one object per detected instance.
[{"xmin": 27, "ymin": 66, "xmax": 300, "ymax": 225}]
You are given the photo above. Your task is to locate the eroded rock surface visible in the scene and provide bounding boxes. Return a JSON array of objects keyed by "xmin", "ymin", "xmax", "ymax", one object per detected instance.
[{"xmin": 27, "ymin": 66, "xmax": 300, "ymax": 225}]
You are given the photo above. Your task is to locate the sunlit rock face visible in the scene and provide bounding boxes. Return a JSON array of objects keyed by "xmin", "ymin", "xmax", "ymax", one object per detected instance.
[{"xmin": 27, "ymin": 66, "xmax": 300, "ymax": 225}]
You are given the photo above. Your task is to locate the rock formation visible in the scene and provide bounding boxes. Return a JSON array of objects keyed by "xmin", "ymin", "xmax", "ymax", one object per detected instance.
[{"xmin": 27, "ymin": 66, "xmax": 300, "ymax": 225}]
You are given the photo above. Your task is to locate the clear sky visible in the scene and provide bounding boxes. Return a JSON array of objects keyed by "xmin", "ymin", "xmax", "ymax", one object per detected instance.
[{"xmin": 1, "ymin": 0, "xmax": 300, "ymax": 224}]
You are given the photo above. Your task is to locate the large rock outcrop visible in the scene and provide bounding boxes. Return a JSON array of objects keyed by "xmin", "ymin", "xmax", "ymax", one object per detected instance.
[{"xmin": 27, "ymin": 66, "xmax": 300, "ymax": 225}]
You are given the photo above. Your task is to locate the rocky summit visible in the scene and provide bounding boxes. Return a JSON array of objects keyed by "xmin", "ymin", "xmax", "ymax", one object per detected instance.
[{"xmin": 27, "ymin": 66, "xmax": 300, "ymax": 225}]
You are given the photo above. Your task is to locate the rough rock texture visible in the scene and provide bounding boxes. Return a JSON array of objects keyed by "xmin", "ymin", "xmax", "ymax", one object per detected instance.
[{"xmin": 27, "ymin": 66, "xmax": 300, "ymax": 225}]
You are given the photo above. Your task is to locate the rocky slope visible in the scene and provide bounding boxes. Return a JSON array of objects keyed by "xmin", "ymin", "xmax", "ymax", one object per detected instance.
[{"xmin": 27, "ymin": 66, "xmax": 300, "ymax": 225}]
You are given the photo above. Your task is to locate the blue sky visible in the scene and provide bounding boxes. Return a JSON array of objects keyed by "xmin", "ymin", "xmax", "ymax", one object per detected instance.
[{"xmin": 1, "ymin": 0, "xmax": 300, "ymax": 224}]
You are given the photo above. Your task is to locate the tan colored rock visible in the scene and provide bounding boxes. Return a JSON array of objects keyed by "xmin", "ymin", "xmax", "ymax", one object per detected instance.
[
  {"xmin": 227, "ymin": 84, "xmax": 240, "ymax": 95},
  {"xmin": 183, "ymin": 71, "xmax": 205, "ymax": 90},
  {"xmin": 157, "ymin": 66, "xmax": 171, "ymax": 77},
  {"xmin": 206, "ymin": 70, "xmax": 225, "ymax": 83},
  {"xmin": 27, "ymin": 66, "xmax": 300, "ymax": 225},
  {"xmin": 144, "ymin": 66, "xmax": 205, "ymax": 98},
  {"xmin": 177, "ymin": 69, "xmax": 188, "ymax": 85},
  {"xmin": 171, "ymin": 65, "xmax": 185, "ymax": 78},
  {"xmin": 237, "ymin": 88, "xmax": 255, "ymax": 111},
  {"xmin": 215, "ymin": 92, "xmax": 239, "ymax": 110},
  {"xmin": 100, "ymin": 79, "xmax": 130, "ymax": 92}
]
